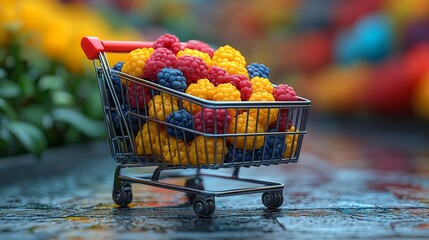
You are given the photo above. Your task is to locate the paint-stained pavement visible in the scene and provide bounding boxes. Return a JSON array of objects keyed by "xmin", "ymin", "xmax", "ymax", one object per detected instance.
[{"xmin": 1, "ymin": 119, "xmax": 429, "ymax": 239}]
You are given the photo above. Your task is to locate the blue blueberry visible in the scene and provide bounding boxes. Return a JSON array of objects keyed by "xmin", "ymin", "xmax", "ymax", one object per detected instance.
[
  {"xmin": 166, "ymin": 109, "xmax": 194, "ymax": 141},
  {"xmin": 107, "ymin": 62, "xmax": 125, "ymax": 105},
  {"xmin": 225, "ymin": 145, "xmax": 263, "ymax": 163},
  {"xmin": 157, "ymin": 68, "xmax": 187, "ymax": 92},
  {"xmin": 246, "ymin": 63, "xmax": 270, "ymax": 79},
  {"xmin": 262, "ymin": 129, "xmax": 287, "ymax": 160},
  {"xmin": 111, "ymin": 104, "xmax": 144, "ymax": 135}
]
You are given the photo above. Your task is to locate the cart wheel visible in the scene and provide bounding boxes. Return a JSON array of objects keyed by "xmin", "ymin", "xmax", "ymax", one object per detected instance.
[
  {"xmin": 192, "ymin": 196, "xmax": 215, "ymax": 218},
  {"xmin": 185, "ymin": 177, "xmax": 204, "ymax": 203},
  {"xmin": 207, "ymin": 199, "xmax": 216, "ymax": 216},
  {"xmin": 262, "ymin": 191, "xmax": 283, "ymax": 209},
  {"xmin": 112, "ymin": 184, "xmax": 133, "ymax": 207}
]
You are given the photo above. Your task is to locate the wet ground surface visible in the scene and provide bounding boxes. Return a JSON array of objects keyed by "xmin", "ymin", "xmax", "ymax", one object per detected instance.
[{"xmin": 1, "ymin": 119, "xmax": 429, "ymax": 239}]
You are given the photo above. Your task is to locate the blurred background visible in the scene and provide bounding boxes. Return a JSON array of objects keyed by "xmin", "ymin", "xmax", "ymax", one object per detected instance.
[{"xmin": 1, "ymin": 0, "xmax": 429, "ymax": 157}]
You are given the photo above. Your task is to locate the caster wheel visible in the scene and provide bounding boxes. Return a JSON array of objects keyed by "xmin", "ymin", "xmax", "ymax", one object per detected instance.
[
  {"xmin": 192, "ymin": 196, "xmax": 215, "ymax": 218},
  {"xmin": 113, "ymin": 183, "xmax": 133, "ymax": 207},
  {"xmin": 185, "ymin": 177, "xmax": 204, "ymax": 203},
  {"xmin": 262, "ymin": 191, "xmax": 283, "ymax": 209}
]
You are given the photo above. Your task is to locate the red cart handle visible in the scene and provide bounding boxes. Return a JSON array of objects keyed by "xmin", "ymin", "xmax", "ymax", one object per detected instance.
[{"xmin": 81, "ymin": 36, "xmax": 155, "ymax": 60}]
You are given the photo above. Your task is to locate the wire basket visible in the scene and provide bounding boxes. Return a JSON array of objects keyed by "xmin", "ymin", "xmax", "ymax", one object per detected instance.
[
  {"xmin": 82, "ymin": 36, "xmax": 311, "ymax": 217},
  {"xmin": 99, "ymin": 57, "xmax": 309, "ymax": 168}
]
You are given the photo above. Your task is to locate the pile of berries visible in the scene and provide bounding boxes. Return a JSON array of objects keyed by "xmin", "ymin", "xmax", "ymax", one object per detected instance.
[
  {"xmin": 108, "ymin": 33, "xmax": 300, "ymax": 165},
  {"xmin": 107, "ymin": 62, "xmax": 125, "ymax": 105}
]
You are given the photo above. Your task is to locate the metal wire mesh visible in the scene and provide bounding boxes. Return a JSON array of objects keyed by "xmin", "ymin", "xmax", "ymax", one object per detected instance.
[{"xmin": 94, "ymin": 53, "xmax": 311, "ymax": 169}]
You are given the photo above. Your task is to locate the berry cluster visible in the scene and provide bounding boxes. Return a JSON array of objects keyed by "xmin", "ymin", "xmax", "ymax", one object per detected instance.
[
  {"xmin": 127, "ymin": 84, "xmax": 152, "ymax": 110},
  {"xmin": 250, "ymin": 77, "xmax": 274, "ymax": 94},
  {"xmin": 271, "ymin": 84, "xmax": 297, "ymax": 131},
  {"xmin": 110, "ymin": 33, "xmax": 301, "ymax": 166},
  {"xmin": 176, "ymin": 55, "xmax": 209, "ymax": 85},
  {"xmin": 176, "ymin": 48, "xmax": 212, "ymax": 66},
  {"xmin": 157, "ymin": 68, "xmax": 187, "ymax": 92},
  {"xmin": 161, "ymin": 137, "xmax": 190, "ymax": 165},
  {"xmin": 188, "ymin": 136, "xmax": 228, "ymax": 165},
  {"xmin": 207, "ymin": 66, "xmax": 229, "ymax": 86},
  {"xmin": 225, "ymin": 126, "xmax": 299, "ymax": 163},
  {"xmin": 213, "ymin": 83, "xmax": 241, "ymax": 102},
  {"xmin": 153, "ymin": 33, "xmax": 183, "ymax": 54},
  {"xmin": 216, "ymin": 61, "xmax": 249, "ymax": 77},
  {"xmin": 194, "ymin": 108, "xmax": 231, "ymax": 134},
  {"xmin": 225, "ymin": 145, "xmax": 263, "ymax": 163},
  {"xmin": 284, "ymin": 127, "xmax": 299, "ymax": 158},
  {"xmin": 143, "ymin": 48, "xmax": 177, "ymax": 81},
  {"xmin": 213, "ymin": 83, "xmax": 242, "ymax": 116},
  {"xmin": 228, "ymin": 74, "xmax": 252, "ymax": 101},
  {"xmin": 166, "ymin": 109, "xmax": 195, "ymax": 141},
  {"xmin": 135, "ymin": 121, "xmax": 167, "ymax": 156},
  {"xmin": 121, "ymin": 48, "xmax": 154, "ymax": 84},
  {"xmin": 262, "ymin": 129, "xmax": 287, "ymax": 160},
  {"xmin": 272, "ymin": 84, "xmax": 297, "ymax": 101},
  {"xmin": 262, "ymin": 127, "xmax": 299, "ymax": 160},
  {"xmin": 207, "ymin": 67, "xmax": 252, "ymax": 101},
  {"xmin": 212, "ymin": 45, "xmax": 246, "ymax": 67},
  {"xmin": 186, "ymin": 40, "xmax": 215, "ymax": 57},
  {"xmin": 183, "ymin": 79, "xmax": 216, "ymax": 114},
  {"xmin": 227, "ymin": 112, "xmax": 265, "ymax": 150},
  {"xmin": 247, "ymin": 63, "xmax": 270, "ymax": 79},
  {"xmin": 148, "ymin": 94, "xmax": 179, "ymax": 121},
  {"xmin": 107, "ymin": 62, "xmax": 125, "ymax": 105},
  {"xmin": 248, "ymin": 92, "xmax": 278, "ymax": 127},
  {"xmin": 111, "ymin": 104, "xmax": 142, "ymax": 135}
]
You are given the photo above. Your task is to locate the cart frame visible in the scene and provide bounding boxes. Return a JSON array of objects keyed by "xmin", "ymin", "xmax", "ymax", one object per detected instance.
[{"xmin": 82, "ymin": 36, "xmax": 311, "ymax": 217}]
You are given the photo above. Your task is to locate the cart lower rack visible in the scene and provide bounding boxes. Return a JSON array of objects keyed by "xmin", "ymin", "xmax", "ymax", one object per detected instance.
[{"xmin": 81, "ymin": 36, "xmax": 311, "ymax": 217}]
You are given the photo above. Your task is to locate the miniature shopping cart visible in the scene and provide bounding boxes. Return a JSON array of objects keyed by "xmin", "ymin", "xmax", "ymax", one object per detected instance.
[{"xmin": 81, "ymin": 37, "xmax": 311, "ymax": 217}]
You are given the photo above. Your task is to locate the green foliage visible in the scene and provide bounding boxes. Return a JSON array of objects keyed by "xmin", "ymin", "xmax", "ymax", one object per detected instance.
[{"xmin": 0, "ymin": 34, "xmax": 105, "ymax": 157}]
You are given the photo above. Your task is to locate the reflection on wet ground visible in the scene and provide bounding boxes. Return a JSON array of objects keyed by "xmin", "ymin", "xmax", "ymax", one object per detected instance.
[{"xmin": 0, "ymin": 120, "xmax": 428, "ymax": 239}]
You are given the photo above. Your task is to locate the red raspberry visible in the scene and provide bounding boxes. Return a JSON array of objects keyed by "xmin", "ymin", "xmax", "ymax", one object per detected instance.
[
  {"xmin": 127, "ymin": 85, "xmax": 152, "ymax": 110},
  {"xmin": 176, "ymin": 55, "xmax": 209, "ymax": 85},
  {"xmin": 153, "ymin": 33, "xmax": 184, "ymax": 54},
  {"xmin": 227, "ymin": 74, "xmax": 253, "ymax": 101},
  {"xmin": 270, "ymin": 84, "xmax": 298, "ymax": 132},
  {"xmin": 186, "ymin": 40, "xmax": 215, "ymax": 57},
  {"xmin": 143, "ymin": 48, "xmax": 177, "ymax": 81},
  {"xmin": 176, "ymin": 49, "xmax": 212, "ymax": 66},
  {"xmin": 194, "ymin": 108, "xmax": 232, "ymax": 134},
  {"xmin": 272, "ymin": 84, "xmax": 297, "ymax": 101},
  {"xmin": 270, "ymin": 109, "xmax": 292, "ymax": 132},
  {"xmin": 207, "ymin": 66, "xmax": 229, "ymax": 86}
]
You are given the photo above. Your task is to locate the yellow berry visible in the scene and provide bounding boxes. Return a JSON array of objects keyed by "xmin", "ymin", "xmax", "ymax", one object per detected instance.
[
  {"xmin": 183, "ymin": 79, "xmax": 216, "ymax": 115},
  {"xmin": 213, "ymin": 83, "xmax": 241, "ymax": 101},
  {"xmin": 227, "ymin": 112, "xmax": 264, "ymax": 150},
  {"xmin": 250, "ymin": 77, "xmax": 274, "ymax": 93},
  {"xmin": 217, "ymin": 61, "xmax": 249, "ymax": 77},
  {"xmin": 284, "ymin": 127, "xmax": 299, "ymax": 158},
  {"xmin": 161, "ymin": 137, "xmax": 190, "ymax": 165},
  {"xmin": 213, "ymin": 83, "xmax": 241, "ymax": 116},
  {"xmin": 122, "ymin": 47, "xmax": 154, "ymax": 84},
  {"xmin": 148, "ymin": 94, "xmax": 179, "ymax": 121},
  {"xmin": 212, "ymin": 45, "xmax": 246, "ymax": 67},
  {"xmin": 188, "ymin": 136, "xmax": 228, "ymax": 165},
  {"xmin": 248, "ymin": 92, "xmax": 278, "ymax": 128},
  {"xmin": 135, "ymin": 121, "xmax": 167, "ymax": 156}
]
